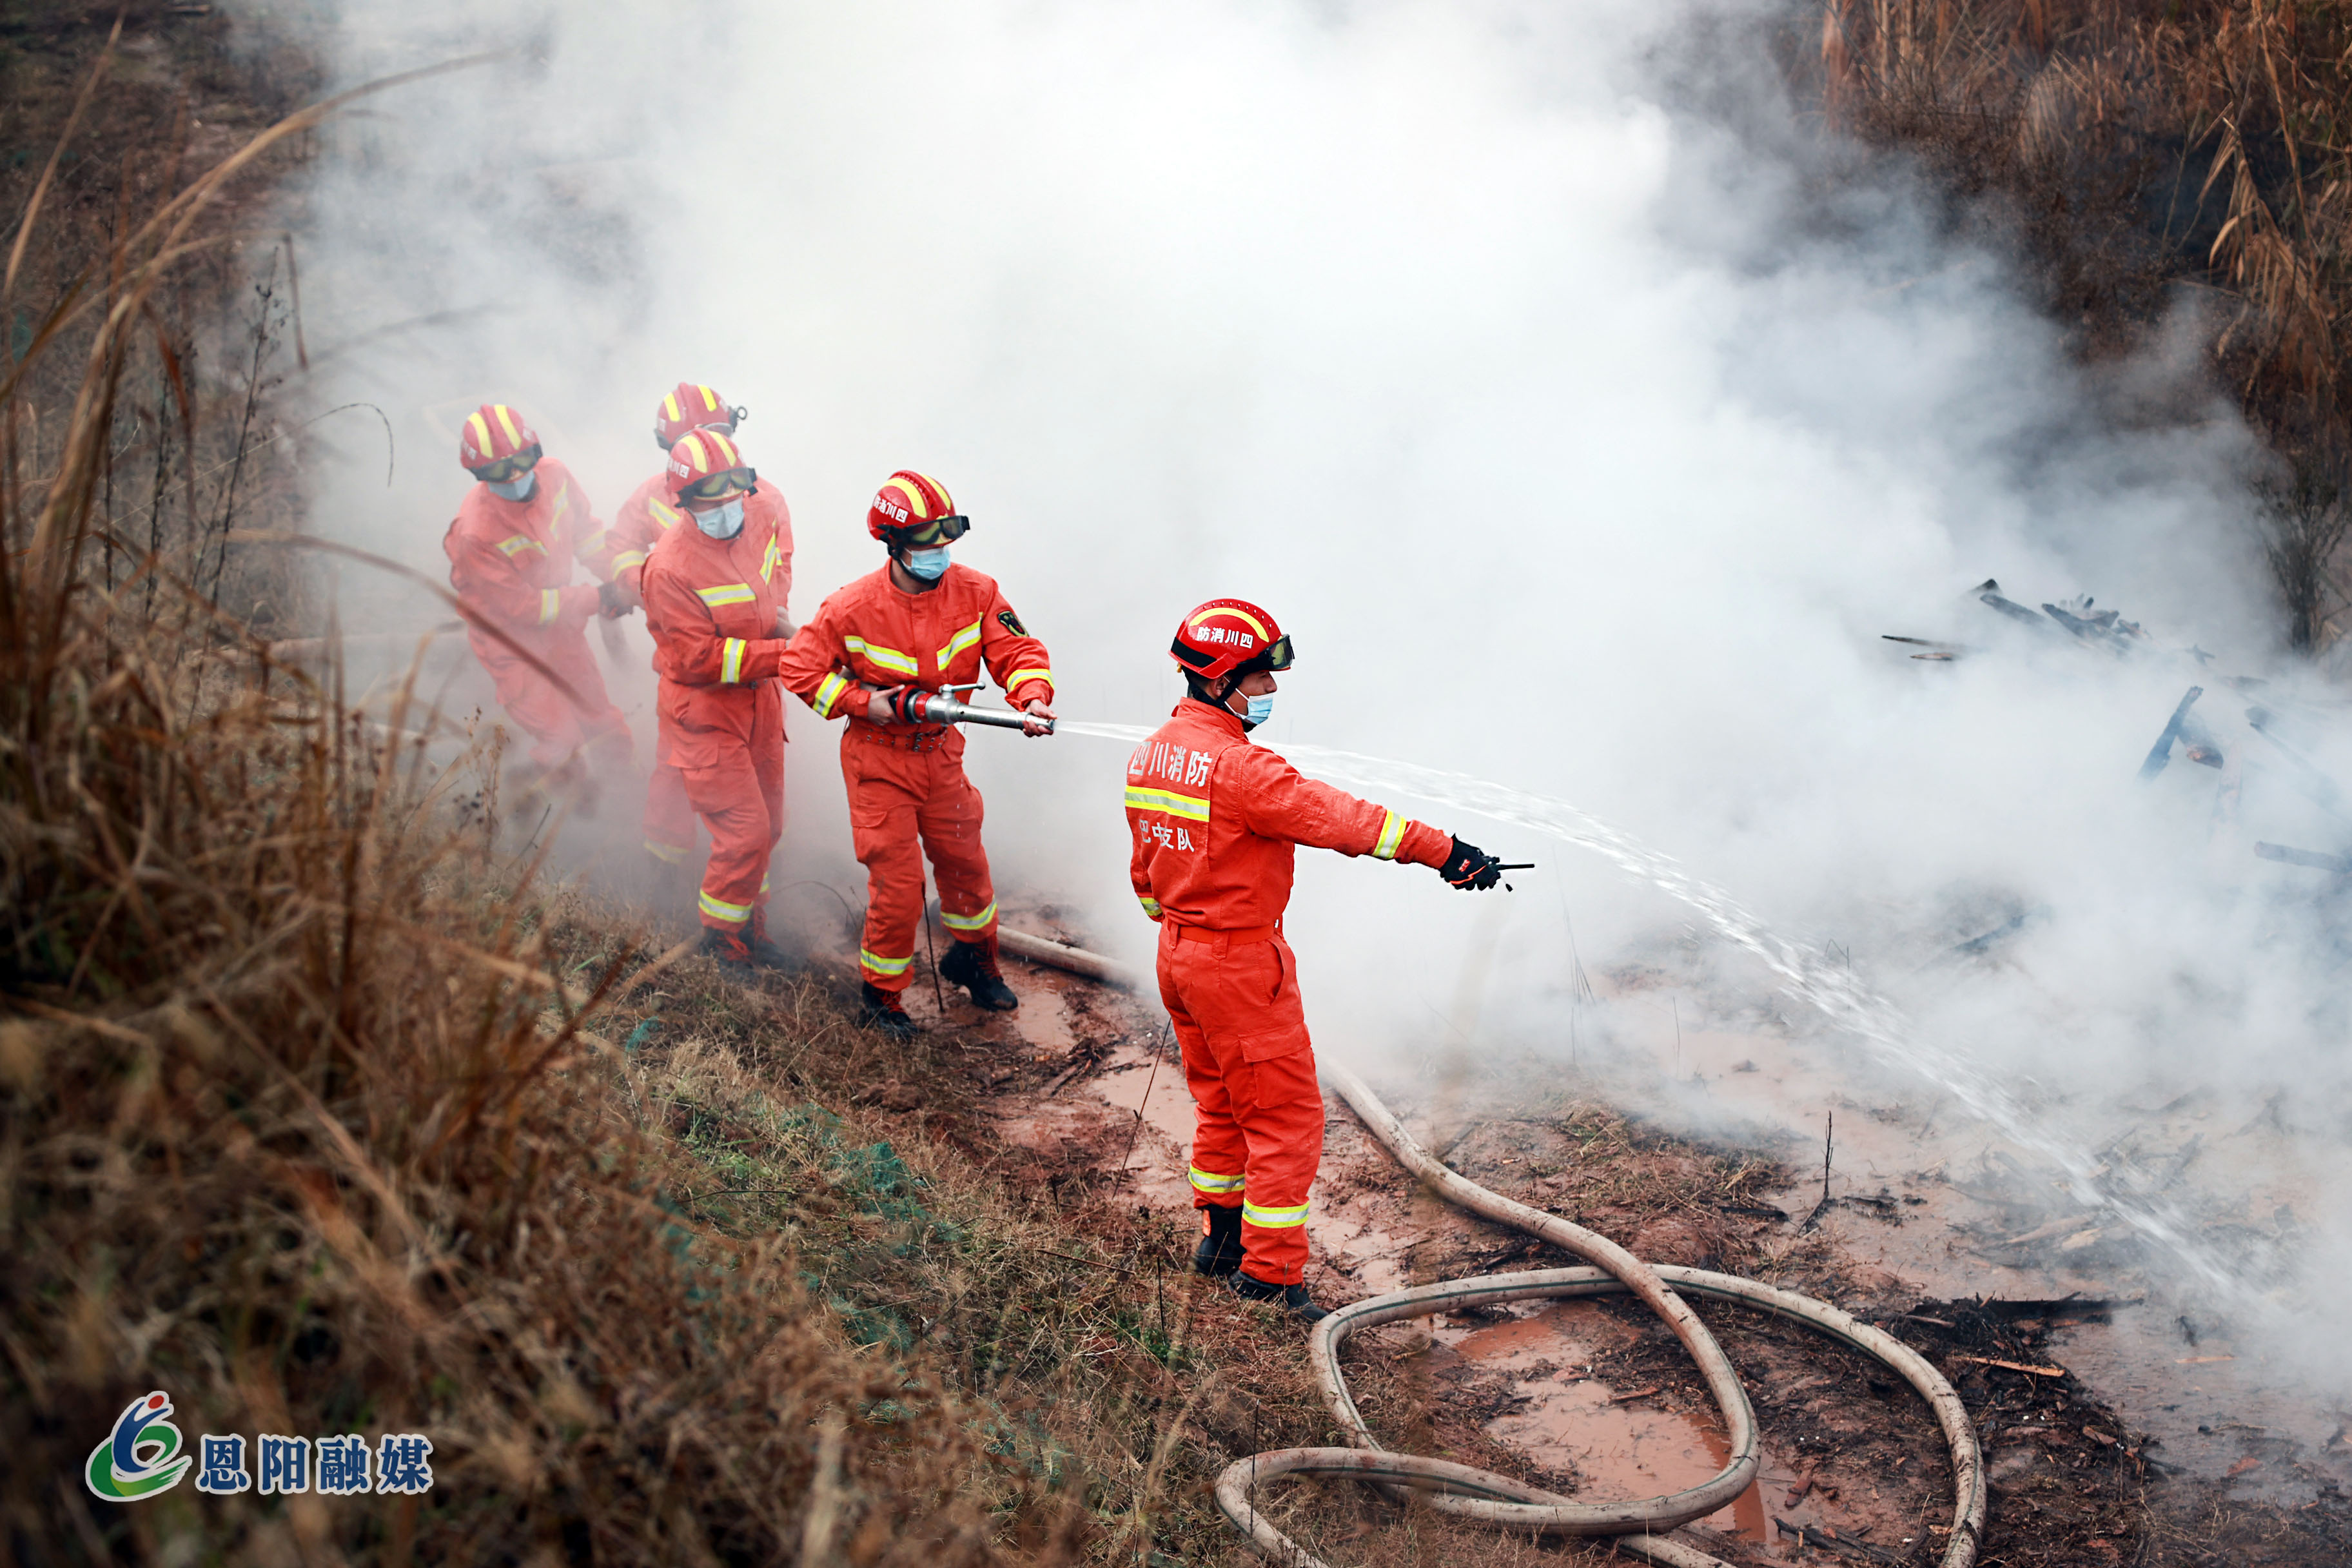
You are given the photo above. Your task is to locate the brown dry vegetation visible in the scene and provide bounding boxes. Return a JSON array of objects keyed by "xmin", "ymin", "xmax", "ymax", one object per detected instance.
[
  {"xmin": 1810, "ymin": 0, "xmax": 2352, "ymax": 649},
  {"xmin": 0, "ymin": 12, "xmax": 1267, "ymax": 1567}
]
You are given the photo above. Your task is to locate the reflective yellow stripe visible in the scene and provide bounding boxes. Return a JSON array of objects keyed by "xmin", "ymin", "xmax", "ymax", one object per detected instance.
[
  {"xmin": 699, "ymin": 888, "xmax": 752, "ymax": 923},
  {"xmin": 761, "ymin": 536, "xmax": 783, "ymax": 583},
  {"xmin": 573, "ymin": 528, "xmax": 607, "ymax": 559},
  {"xmin": 1373, "ymin": 810, "xmax": 1407, "ymax": 861},
  {"xmin": 935, "ymin": 618, "xmax": 983, "ymax": 670},
  {"xmin": 493, "ymin": 404, "xmax": 524, "ymax": 447},
  {"xmin": 649, "ymin": 498, "xmax": 683, "ymax": 530},
  {"xmin": 1189, "ymin": 1167, "xmax": 1246, "ymax": 1195},
  {"xmin": 812, "ymin": 671, "xmax": 852, "ymax": 717},
  {"xmin": 663, "ymin": 393, "xmax": 681, "ymax": 422},
  {"xmin": 1242, "ymin": 1199, "xmax": 1309, "ymax": 1228},
  {"xmin": 859, "ymin": 948, "xmax": 914, "ymax": 976},
  {"xmin": 696, "ymin": 583, "xmax": 756, "ymax": 607},
  {"xmin": 844, "ymin": 636, "xmax": 917, "ymax": 676},
  {"xmin": 721, "ymin": 638, "xmax": 747, "ymax": 684},
  {"xmin": 495, "ymin": 534, "xmax": 545, "ymax": 558},
  {"xmin": 1124, "ymin": 785, "xmax": 1210, "ymax": 822},
  {"xmin": 466, "ymin": 411, "xmax": 493, "ymax": 455},
  {"xmin": 1005, "ymin": 667, "xmax": 1052, "ymax": 691},
  {"xmin": 538, "ymin": 589, "xmax": 562, "ymax": 625},
  {"xmin": 939, "ymin": 901, "xmax": 997, "ymax": 933},
  {"xmin": 1137, "ymin": 895, "xmax": 1161, "ymax": 918},
  {"xmin": 609, "ymin": 549, "xmax": 649, "ymax": 573},
  {"xmin": 645, "ymin": 839, "xmax": 689, "ymax": 865},
  {"xmin": 550, "ymin": 481, "xmax": 570, "ymax": 520}
]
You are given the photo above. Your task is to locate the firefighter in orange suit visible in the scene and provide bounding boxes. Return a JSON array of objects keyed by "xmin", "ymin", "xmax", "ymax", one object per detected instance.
[
  {"xmin": 442, "ymin": 402, "xmax": 632, "ymax": 790},
  {"xmin": 638, "ymin": 429, "xmax": 796, "ymax": 972},
  {"xmin": 1126, "ymin": 599, "xmax": 1510, "ymax": 1319},
  {"xmin": 778, "ymin": 470, "xmax": 1055, "ymax": 1038},
  {"xmin": 594, "ymin": 382, "xmax": 791, "ymax": 873}
]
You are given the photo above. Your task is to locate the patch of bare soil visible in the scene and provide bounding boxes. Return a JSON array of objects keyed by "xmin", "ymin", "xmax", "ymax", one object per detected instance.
[{"xmin": 942, "ymin": 904, "xmax": 2352, "ymax": 1563}]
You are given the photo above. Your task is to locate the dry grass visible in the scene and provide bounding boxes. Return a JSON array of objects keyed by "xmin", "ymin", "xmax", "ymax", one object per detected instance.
[
  {"xmin": 0, "ymin": 17, "xmax": 1297, "ymax": 1567},
  {"xmin": 1808, "ymin": 0, "xmax": 2352, "ymax": 649}
]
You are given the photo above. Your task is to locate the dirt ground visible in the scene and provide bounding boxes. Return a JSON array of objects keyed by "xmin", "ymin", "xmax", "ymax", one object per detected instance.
[{"xmin": 852, "ymin": 899, "xmax": 2352, "ymax": 1566}]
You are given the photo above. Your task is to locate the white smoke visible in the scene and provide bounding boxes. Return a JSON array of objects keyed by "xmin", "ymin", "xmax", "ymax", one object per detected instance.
[{"xmin": 264, "ymin": 0, "xmax": 2352, "ymax": 1430}]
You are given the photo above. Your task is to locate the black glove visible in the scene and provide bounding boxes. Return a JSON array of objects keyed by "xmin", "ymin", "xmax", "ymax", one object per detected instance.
[
  {"xmin": 597, "ymin": 578, "xmax": 634, "ymax": 618},
  {"xmin": 884, "ymin": 687, "xmax": 934, "ymax": 725},
  {"xmin": 1437, "ymin": 836, "xmax": 1503, "ymax": 892}
]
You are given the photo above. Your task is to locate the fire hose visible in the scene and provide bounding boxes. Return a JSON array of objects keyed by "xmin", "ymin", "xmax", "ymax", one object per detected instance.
[
  {"xmin": 993, "ymin": 934, "xmax": 1985, "ymax": 1568},
  {"xmin": 893, "ymin": 689, "xmax": 1054, "ymax": 734}
]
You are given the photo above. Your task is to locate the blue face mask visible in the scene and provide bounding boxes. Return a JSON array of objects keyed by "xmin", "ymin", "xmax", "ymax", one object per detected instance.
[
  {"xmin": 487, "ymin": 469, "xmax": 536, "ymax": 502},
  {"xmin": 692, "ymin": 497, "xmax": 747, "ymax": 539},
  {"xmin": 1243, "ymin": 692, "xmax": 1275, "ymax": 728},
  {"xmin": 902, "ymin": 545, "xmax": 950, "ymax": 581}
]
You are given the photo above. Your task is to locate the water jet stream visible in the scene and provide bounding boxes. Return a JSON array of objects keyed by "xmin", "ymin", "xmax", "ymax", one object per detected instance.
[{"xmin": 1056, "ymin": 719, "xmax": 2237, "ymax": 1298}]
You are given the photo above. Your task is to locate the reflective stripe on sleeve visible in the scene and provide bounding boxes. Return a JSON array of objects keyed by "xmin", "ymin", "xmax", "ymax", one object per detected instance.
[
  {"xmin": 859, "ymin": 948, "xmax": 914, "ymax": 977},
  {"xmin": 721, "ymin": 638, "xmax": 747, "ymax": 684},
  {"xmin": 573, "ymin": 529, "xmax": 607, "ymax": 560},
  {"xmin": 1005, "ymin": 666, "xmax": 1052, "ymax": 691},
  {"xmin": 1124, "ymin": 785, "xmax": 1210, "ymax": 822},
  {"xmin": 1190, "ymin": 1167, "xmax": 1246, "ymax": 1196},
  {"xmin": 649, "ymin": 499, "xmax": 683, "ymax": 530},
  {"xmin": 843, "ymin": 636, "xmax": 917, "ymax": 676},
  {"xmin": 1373, "ymin": 810, "xmax": 1407, "ymax": 861},
  {"xmin": 939, "ymin": 901, "xmax": 997, "ymax": 934},
  {"xmin": 696, "ymin": 583, "xmax": 756, "ymax": 607},
  {"xmin": 495, "ymin": 534, "xmax": 546, "ymax": 558},
  {"xmin": 538, "ymin": 589, "xmax": 562, "ymax": 625},
  {"xmin": 1137, "ymin": 895, "xmax": 1161, "ymax": 919},
  {"xmin": 761, "ymin": 536, "xmax": 784, "ymax": 582},
  {"xmin": 812, "ymin": 671, "xmax": 852, "ymax": 716},
  {"xmin": 935, "ymin": 618, "xmax": 983, "ymax": 670},
  {"xmin": 1242, "ymin": 1198, "xmax": 1310, "ymax": 1229},
  {"xmin": 698, "ymin": 888, "xmax": 752, "ymax": 924},
  {"xmin": 609, "ymin": 548, "xmax": 649, "ymax": 574}
]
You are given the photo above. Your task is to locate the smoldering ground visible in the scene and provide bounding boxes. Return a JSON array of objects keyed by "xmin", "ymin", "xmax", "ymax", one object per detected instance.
[{"xmin": 262, "ymin": 0, "xmax": 2352, "ymax": 1434}]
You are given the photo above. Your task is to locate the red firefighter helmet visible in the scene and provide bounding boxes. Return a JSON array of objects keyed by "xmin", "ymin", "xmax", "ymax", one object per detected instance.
[
  {"xmin": 457, "ymin": 402, "xmax": 542, "ymax": 477},
  {"xmin": 1171, "ymin": 598, "xmax": 1295, "ymax": 685},
  {"xmin": 665, "ymin": 429, "xmax": 756, "ymax": 502},
  {"xmin": 865, "ymin": 469, "xmax": 970, "ymax": 549},
  {"xmin": 652, "ymin": 381, "xmax": 743, "ymax": 449}
]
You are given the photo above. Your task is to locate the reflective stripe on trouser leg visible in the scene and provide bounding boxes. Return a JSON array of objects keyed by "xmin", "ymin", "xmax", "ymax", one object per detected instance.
[
  {"xmin": 844, "ymin": 736, "xmax": 936, "ymax": 992},
  {"xmin": 1157, "ymin": 925, "xmax": 1322, "ymax": 1285},
  {"xmin": 642, "ymin": 762, "xmax": 697, "ymax": 864},
  {"xmin": 917, "ymin": 752, "xmax": 995, "ymax": 949},
  {"xmin": 680, "ymin": 698, "xmax": 784, "ymax": 931}
]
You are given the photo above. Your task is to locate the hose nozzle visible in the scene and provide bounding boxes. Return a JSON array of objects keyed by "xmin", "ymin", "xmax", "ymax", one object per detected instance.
[{"xmin": 901, "ymin": 689, "xmax": 1052, "ymax": 733}]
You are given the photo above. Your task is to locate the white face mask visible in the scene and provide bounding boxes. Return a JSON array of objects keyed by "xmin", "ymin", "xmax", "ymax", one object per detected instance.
[
  {"xmin": 692, "ymin": 497, "xmax": 747, "ymax": 539},
  {"xmin": 487, "ymin": 470, "xmax": 537, "ymax": 502}
]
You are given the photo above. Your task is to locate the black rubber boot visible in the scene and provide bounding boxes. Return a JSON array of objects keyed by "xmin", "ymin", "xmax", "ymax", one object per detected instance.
[
  {"xmin": 857, "ymin": 981, "xmax": 920, "ymax": 1040},
  {"xmin": 700, "ymin": 920, "xmax": 792, "ymax": 975},
  {"xmin": 1192, "ymin": 1205, "xmax": 1244, "ymax": 1279},
  {"xmin": 937, "ymin": 936, "xmax": 1019, "ymax": 1011},
  {"xmin": 1230, "ymin": 1271, "xmax": 1331, "ymax": 1323}
]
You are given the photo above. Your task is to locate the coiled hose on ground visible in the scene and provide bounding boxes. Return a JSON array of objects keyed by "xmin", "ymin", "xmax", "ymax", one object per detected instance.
[{"xmin": 991, "ymin": 930, "xmax": 1988, "ymax": 1568}]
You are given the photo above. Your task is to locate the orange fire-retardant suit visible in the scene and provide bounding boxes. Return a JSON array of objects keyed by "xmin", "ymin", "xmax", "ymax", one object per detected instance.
[
  {"xmin": 442, "ymin": 455, "xmax": 631, "ymax": 770},
  {"xmin": 778, "ymin": 564, "xmax": 1054, "ymax": 988},
  {"xmin": 1125, "ymin": 700, "xmax": 1453, "ymax": 1286},
  {"xmin": 638, "ymin": 485, "xmax": 794, "ymax": 934},
  {"xmin": 602, "ymin": 471, "xmax": 793, "ymax": 867}
]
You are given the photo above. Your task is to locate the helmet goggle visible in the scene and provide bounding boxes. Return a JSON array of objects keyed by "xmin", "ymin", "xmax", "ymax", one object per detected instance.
[
  {"xmin": 888, "ymin": 513, "xmax": 970, "ymax": 549},
  {"xmin": 680, "ymin": 465, "xmax": 756, "ymax": 502},
  {"xmin": 469, "ymin": 444, "xmax": 543, "ymax": 485},
  {"xmin": 1251, "ymin": 634, "xmax": 1297, "ymax": 672}
]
